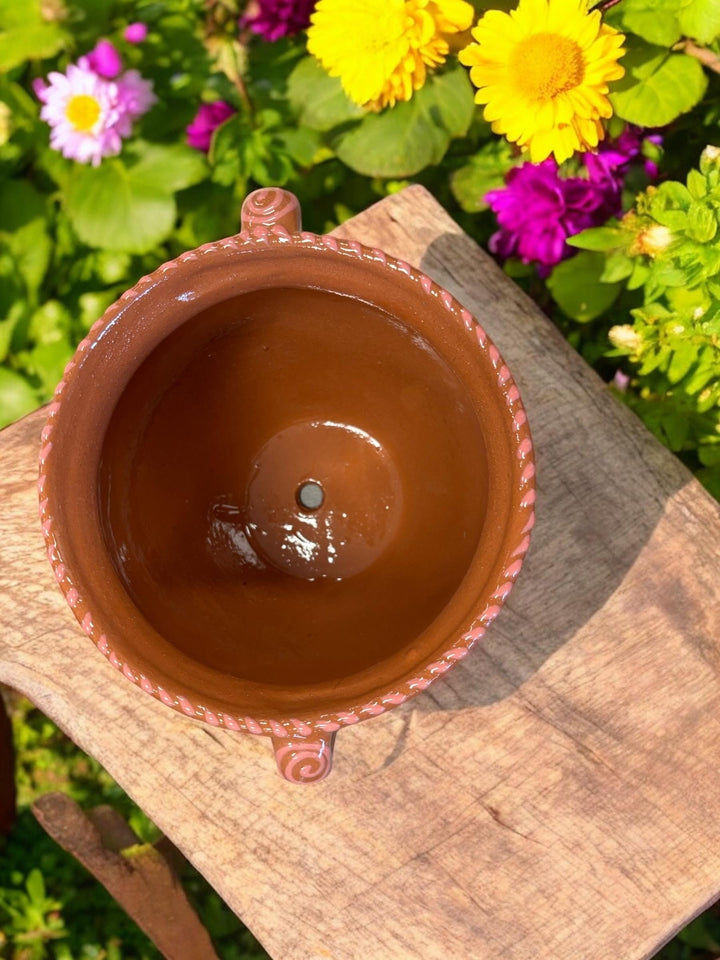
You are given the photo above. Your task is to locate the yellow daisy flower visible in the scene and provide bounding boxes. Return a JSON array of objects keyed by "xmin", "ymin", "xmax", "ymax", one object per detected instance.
[
  {"xmin": 307, "ymin": 0, "xmax": 474, "ymax": 111},
  {"xmin": 459, "ymin": 0, "xmax": 626, "ymax": 164}
]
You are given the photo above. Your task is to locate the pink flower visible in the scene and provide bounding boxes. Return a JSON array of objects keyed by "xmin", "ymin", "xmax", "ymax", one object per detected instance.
[
  {"xmin": 36, "ymin": 61, "xmax": 156, "ymax": 166},
  {"xmin": 186, "ymin": 101, "xmax": 236, "ymax": 152},
  {"xmin": 113, "ymin": 70, "xmax": 157, "ymax": 135},
  {"xmin": 39, "ymin": 63, "xmax": 122, "ymax": 166},
  {"xmin": 82, "ymin": 39, "xmax": 123, "ymax": 79},
  {"xmin": 124, "ymin": 22, "xmax": 149, "ymax": 43}
]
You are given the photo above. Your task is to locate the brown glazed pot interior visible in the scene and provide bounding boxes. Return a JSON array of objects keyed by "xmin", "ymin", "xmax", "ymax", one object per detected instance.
[
  {"xmin": 99, "ymin": 284, "xmax": 491, "ymax": 701},
  {"xmin": 41, "ymin": 196, "xmax": 535, "ymax": 760}
]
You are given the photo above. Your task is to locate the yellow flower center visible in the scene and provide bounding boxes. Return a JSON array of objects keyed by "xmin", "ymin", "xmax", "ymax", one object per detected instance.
[
  {"xmin": 65, "ymin": 94, "xmax": 101, "ymax": 132},
  {"xmin": 511, "ymin": 33, "xmax": 584, "ymax": 101}
]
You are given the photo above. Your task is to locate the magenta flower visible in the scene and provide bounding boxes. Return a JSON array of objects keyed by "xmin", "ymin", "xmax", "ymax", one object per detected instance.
[
  {"xmin": 124, "ymin": 22, "xmax": 149, "ymax": 43},
  {"xmin": 485, "ymin": 160, "xmax": 620, "ymax": 273},
  {"xmin": 241, "ymin": 0, "xmax": 317, "ymax": 41},
  {"xmin": 186, "ymin": 101, "xmax": 236, "ymax": 152},
  {"xmin": 585, "ymin": 125, "xmax": 662, "ymax": 184},
  {"xmin": 82, "ymin": 39, "xmax": 123, "ymax": 79}
]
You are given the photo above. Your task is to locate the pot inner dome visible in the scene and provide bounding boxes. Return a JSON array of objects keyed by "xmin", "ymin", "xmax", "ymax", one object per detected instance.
[{"xmin": 98, "ymin": 286, "xmax": 489, "ymax": 686}]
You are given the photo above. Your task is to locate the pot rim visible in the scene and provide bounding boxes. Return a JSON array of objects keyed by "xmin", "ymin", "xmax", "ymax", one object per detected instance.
[{"xmin": 38, "ymin": 222, "xmax": 536, "ymax": 740}]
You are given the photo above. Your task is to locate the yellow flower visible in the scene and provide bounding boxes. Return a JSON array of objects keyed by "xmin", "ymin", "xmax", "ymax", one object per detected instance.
[
  {"xmin": 307, "ymin": 0, "xmax": 474, "ymax": 111},
  {"xmin": 459, "ymin": 0, "xmax": 626, "ymax": 164}
]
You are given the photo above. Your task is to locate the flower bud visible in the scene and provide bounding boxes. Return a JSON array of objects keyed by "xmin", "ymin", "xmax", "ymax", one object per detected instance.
[
  {"xmin": 700, "ymin": 145, "xmax": 720, "ymax": 174},
  {"xmin": 633, "ymin": 223, "xmax": 673, "ymax": 258},
  {"xmin": 609, "ymin": 324, "xmax": 643, "ymax": 354}
]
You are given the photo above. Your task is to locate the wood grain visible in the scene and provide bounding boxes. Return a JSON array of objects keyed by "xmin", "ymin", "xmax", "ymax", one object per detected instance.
[{"xmin": 2, "ymin": 185, "xmax": 720, "ymax": 960}]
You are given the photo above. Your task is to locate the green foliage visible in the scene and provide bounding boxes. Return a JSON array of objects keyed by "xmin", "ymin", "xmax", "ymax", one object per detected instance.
[
  {"xmin": 65, "ymin": 145, "xmax": 208, "ymax": 254},
  {"xmin": 609, "ymin": 39, "xmax": 708, "ymax": 127},
  {"xmin": 287, "ymin": 57, "xmax": 363, "ymax": 131},
  {"xmin": 0, "ymin": 0, "xmax": 67, "ymax": 72},
  {"xmin": 547, "ymin": 252, "xmax": 623, "ymax": 323},
  {"xmin": 1, "ymin": 696, "xmax": 270, "ymax": 959},
  {"xmin": 450, "ymin": 138, "xmax": 516, "ymax": 212},
  {"xmin": 334, "ymin": 65, "xmax": 475, "ymax": 177},
  {"xmin": 566, "ymin": 147, "xmax": 720, "ymax": 496}
]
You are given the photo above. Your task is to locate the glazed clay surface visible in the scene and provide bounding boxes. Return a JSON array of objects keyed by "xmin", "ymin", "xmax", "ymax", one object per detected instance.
[
  {"xmin": 39, "ymin": 189, "xmax": 534, "ymax": 779},
  {"xmin": 99, "ymin": 286, "xmax": 489, "ymax": 689}
]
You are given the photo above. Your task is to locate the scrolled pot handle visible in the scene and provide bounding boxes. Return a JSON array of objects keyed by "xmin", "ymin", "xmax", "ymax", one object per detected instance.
[
  {"xmin": 241, "ymin": 188, "xmax": 302, "ymax": 235},
  {"xmin": 271, "ymin": 731, "xmax": 335, "ymax": 784}
]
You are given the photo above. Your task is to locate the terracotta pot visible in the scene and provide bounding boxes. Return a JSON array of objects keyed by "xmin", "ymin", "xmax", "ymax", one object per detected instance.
[{"xmin": 39, "ymin": 188, "xmax": 535, "ymax": 784}]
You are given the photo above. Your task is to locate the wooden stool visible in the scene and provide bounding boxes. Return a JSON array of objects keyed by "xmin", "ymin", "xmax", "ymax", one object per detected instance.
[{"xmin": 2, "ymin": 186, "xmax": 720, "ymax": 960}]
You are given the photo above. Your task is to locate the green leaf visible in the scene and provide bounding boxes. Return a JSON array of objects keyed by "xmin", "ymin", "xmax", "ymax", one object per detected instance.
[
  {"xmin": 547, "ymin": 252, "xmax": 622, "ymax": 323},
  {"xmin": 654, "ymin": 180, "xmax": 692, "ymax": 211},
  {"xmin": 0, "ymin": 22, "xmax": 65, "ymax": 71},
  {"xmin": 660, "ymin": 412, "xmax": 689, "ymax": 450},
  {"xmin": 600, "ymin": 250, "xmax": 634, "ymax": 282},
  {"xmin": 208, "ymin": 113, "xmax": 253, "ymax": 187},
  {"xmin": 124, "ymin": 142, "xmax": 208, "ymax": 194},
  {"xmin": 16, "ymin": 340, "xmax": 73, "ymax": 395},
  {"xmin": 609, "ymin": 40, "xmax": 708, "ymax": 127},
  {"xmin": 287, "ymin": 57, "xmax": 364, "ymax": 131},
  {"xmin": 65, "ymin": 160, "xmax": 176, "ymax": 254},
  {"xmin": 450, "ymin": 139, "xmax": 514, "ymax": 213},
  {"xmin": 667, "ymin": 340, "xmax": 697, "ymax": 383},
  {"xmin": 687, "ymin": 202, "xmax": 717, "ymax": 242},
  {"xmin": 567, "ymin": 226, "xmax": 624, "ymax": 251},
  {"xmin": 335, "ymin": 66, "xmax": 475, "ymax": 178},
  {"xmin": 430, "ymin": 65, "xmax": 476, "ymax": 139},
  {"xmin": 0, "ymin": 366, "xmax": 37, "ymax": 428},
  {"xmin": 699, "ymin": 443, "xmax": 720, "ymax": 468},
  {"xmin": 615, "ymin": 0, "xmax": 682, "ymax": 46},
  {"xmin": 28, "ymin": 300, "xmax": 71, "ymax": 345},
  {"xmin": 678, "ymin": 0, "xmax": 720, "ymax": 43},
  {"xmin": 0, "ymin": 180, "xmax": 51, "ymax": 297},
  {"xmin": 25, "ymin": 868, "xmax": 45, "ymax": 906},
  {"xmin": 276, "ymin": 127, "xmax": 323, "ymax": 167},
  {"xmin": 687, "ymin": 168, "xmax": 707, "ymax": 199}
]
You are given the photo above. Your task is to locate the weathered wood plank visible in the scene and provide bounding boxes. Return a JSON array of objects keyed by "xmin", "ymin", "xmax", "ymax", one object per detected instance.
[
  {"xmin": 2, "ymin": 185, "xmax": 720, "ymax": 960},
  {"xmin": 33, "ymin": 794, "xmax": 219, "ymax": 960}
]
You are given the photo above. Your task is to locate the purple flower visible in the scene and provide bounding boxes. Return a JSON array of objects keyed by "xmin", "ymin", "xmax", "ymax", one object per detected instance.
[
  {"xmin": 124, "ymin": 22, "xmax": 149, "ymax": 43},
  {"xmin": 585, "ymin": 125, "xmax": 663, "ymax": 185},
  {"xmin": 485, "ymin": 159, "xmax": 621, "ymax": 273},
  {"xmin": 241, "ymin": 0, "xmax": 317, "ymax": 41},
  {"xmin": 186, "ymin": 101, "xmax": 236, "ymax": 152},
  {"xmin": 82, "ymin": 39, "xmax": 123, "ymax": 79}
]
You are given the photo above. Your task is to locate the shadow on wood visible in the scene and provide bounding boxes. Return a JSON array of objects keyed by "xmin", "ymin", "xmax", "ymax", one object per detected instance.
[
  {"xmin": 33, "ymin": 793, "xmax": 219, "ymax": 960},
  {"xmin": 0, "ymin": 686, "xmax": 16, "ymax": 835}
]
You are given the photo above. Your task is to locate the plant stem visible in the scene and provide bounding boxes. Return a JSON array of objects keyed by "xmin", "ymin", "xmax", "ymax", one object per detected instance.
[{"xmin": 676, "ymin": 40, "xmax": 720, "ymax": 74}]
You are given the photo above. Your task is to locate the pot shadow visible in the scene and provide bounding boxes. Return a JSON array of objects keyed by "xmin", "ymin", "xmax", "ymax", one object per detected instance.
[{"xmin": 377, "ymin": 228, "xmax": 689, "ymax": 734}]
